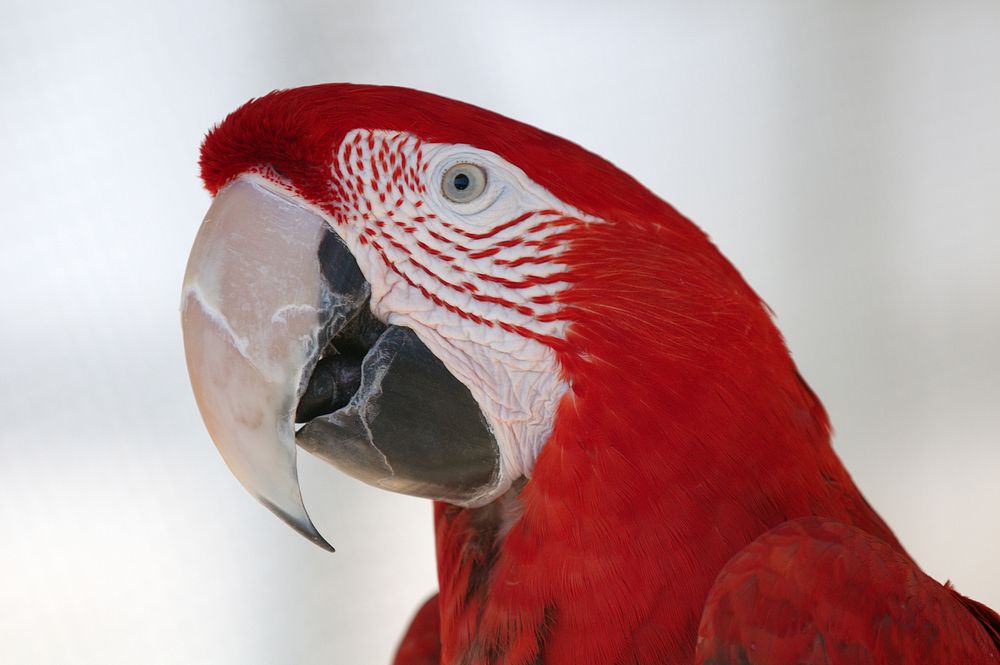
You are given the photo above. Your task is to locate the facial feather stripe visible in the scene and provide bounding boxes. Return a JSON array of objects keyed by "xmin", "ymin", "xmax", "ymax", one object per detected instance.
[{"xmin": 249, "ymin": 128, "xmax": 601, "ymax": 502}]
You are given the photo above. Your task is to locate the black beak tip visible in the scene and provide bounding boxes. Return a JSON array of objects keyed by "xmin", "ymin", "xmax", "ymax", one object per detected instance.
[{"xmin": 260, "ymin": 495, "xmax": 336, "ymax": 552}]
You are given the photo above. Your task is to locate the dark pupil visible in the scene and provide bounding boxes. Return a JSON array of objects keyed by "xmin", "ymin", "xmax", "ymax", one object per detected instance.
[{"xmin": 453, "ymin": 172, "xmax": 470, "ymax": 191}]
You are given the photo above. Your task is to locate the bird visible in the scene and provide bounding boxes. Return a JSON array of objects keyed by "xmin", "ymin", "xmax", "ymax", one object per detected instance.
[{"xmin": 180, "ymin": 83, "xmax": 999, "ymax": 665}]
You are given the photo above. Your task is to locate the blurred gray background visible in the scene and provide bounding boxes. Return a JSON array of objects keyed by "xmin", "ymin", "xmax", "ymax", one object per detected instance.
[{"xmin": 1, "ymin": 1, "xmax": 998, "ymax": 663}]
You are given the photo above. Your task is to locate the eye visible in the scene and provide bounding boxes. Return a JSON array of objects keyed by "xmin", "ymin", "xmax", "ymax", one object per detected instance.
[{"xmin": 441, "ymin": 163, "xmax": 487, "ymax": 203}]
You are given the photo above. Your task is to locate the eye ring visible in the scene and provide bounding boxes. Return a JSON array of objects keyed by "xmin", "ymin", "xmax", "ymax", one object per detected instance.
[{"xmin": 441, "ymin": 163, "xmax": 487, "ymax": 203}]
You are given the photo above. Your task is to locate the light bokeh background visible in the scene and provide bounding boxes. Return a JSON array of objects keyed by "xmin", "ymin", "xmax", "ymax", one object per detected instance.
[{"xmin": 2, "ymin": 2, "xmax": 998, "ymax": 663}]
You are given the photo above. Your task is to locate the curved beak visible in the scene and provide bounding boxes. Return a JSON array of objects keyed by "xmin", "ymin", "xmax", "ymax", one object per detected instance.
[
  {"xmin": 181, "ymin": 177, "xmax": 501, "ymax": 551},
  {"xmin": 181, "ymin": 179, "xmax": 367, "ymax": 551}
]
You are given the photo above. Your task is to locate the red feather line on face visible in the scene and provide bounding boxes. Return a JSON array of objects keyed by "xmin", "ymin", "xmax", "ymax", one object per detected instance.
[
  {"xmin": 204, "ymin": 108, "xmax": 578, "ymax": 347},
  {"xmin": 337, "ymin": 128, "xmax": 576, "ymax": 345}
]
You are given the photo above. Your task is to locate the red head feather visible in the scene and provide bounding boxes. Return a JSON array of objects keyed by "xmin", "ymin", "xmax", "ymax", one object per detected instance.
[{"xmin": 201, "ymin": 84, "xmax": 674, "ymax": 226}]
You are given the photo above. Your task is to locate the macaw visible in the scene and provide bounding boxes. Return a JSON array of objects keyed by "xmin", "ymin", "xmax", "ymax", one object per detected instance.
[{"xmin": 181, "ymin": 84, "xmax": 999, "ymax": 665}]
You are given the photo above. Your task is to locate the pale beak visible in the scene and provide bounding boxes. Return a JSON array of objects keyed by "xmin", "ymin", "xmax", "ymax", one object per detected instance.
[
  {"xmin": 180, "ymin": 179, "xmax": 367, "ymax": 551},
  {"xmin": 181, "ymin": 177, "xmax": 501, "ymax": 551}
]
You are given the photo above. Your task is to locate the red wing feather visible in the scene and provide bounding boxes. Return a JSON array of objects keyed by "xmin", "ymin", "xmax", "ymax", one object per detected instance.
[
  {"xmin": 950, "ymin": 588, "xmax": 1000, "ymax": 654},
  {"xmin": 696, "ymin": 517, "xmax": 999, "ymax": 664},
  {"xmin": 393, "ymin": 595, "xmax": 441, "ymax": 665}
]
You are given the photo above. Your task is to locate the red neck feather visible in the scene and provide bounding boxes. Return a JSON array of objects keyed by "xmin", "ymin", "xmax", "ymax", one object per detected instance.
[{"xmin": 435, "ymin": 208, "xmax": 901, "ymax": 665}]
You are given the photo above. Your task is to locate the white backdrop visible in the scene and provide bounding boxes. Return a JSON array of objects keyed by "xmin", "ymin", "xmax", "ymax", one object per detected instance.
[{"xmin": 1, "ymin": 2, "xmax": 998, "ymax": 664}]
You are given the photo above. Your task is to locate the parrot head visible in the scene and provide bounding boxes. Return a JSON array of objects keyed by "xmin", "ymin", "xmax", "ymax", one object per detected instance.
[{"xmin": 183, "ymin": 84, "xmax": 812, "ymax": 551}]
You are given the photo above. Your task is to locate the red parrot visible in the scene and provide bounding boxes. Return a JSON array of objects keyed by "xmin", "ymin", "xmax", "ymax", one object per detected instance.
[{"xmin": 181, "ymin": 84, "xmax": 999, "ymax": 664}]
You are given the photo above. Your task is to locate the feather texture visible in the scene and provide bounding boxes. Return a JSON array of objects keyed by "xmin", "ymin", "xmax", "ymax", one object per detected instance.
[
  {"xmin": 696, "ymin": 518, "xmax": 1000, "ymax": 664},
  {"xmin": 200, "ymin": 84, "xmax": 998, "ymax": 665}
]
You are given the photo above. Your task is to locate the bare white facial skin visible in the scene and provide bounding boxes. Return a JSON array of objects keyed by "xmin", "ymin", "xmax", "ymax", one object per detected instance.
[{"xmin": 281, "ymin": 129, "xmax": 600, "ymax": 505}]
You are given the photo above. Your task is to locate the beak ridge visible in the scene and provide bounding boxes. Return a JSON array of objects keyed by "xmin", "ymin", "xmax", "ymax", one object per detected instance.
[{"xmin": 181, "ymin": 178, "xmax": 357, "ymax": 551}]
